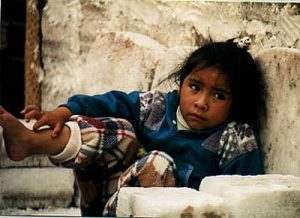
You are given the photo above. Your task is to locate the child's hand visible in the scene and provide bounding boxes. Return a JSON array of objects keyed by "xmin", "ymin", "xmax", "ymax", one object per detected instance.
[
  {"xmin": 21, "ymin": 105, "xmax": 43, "ymax": 122},
  {"xmin": 21, "ymin": 105, "xmax": 72, "ymax": 138}
]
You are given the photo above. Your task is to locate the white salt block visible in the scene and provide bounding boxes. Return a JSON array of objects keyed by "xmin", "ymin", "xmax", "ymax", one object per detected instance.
[
  {"xmin": 0, "ymin": 168, "xmax": 75, "ymax": 209},
  {"xmin": 200, "ymin": 174, "xmax": 300, "ymax": 218},
  {"xmin": 116, "ymin": 187, "xmax": 228, "ymax": 218}
]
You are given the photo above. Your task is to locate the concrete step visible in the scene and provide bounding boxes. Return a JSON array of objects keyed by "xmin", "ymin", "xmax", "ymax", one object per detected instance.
[
  {"xmin": 0, "ymin": 207, "xmax": 81, "ymax": 216},
  {"xmin": 0, "ymin": 167, "xmax": 75, "ymax": 209}
]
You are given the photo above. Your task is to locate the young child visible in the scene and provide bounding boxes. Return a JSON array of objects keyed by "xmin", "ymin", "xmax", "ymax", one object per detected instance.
[{"xmin": 0, "ymin": 38, "xmax": 265, "ymax": 217}]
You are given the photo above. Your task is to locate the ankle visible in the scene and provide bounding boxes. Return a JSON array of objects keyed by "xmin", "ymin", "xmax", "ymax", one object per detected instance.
[{"xmin": 5, "ymin": 130, "xmax": 32, "ymax": 161}]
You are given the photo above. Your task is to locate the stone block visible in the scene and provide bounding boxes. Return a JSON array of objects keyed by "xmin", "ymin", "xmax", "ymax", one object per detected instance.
[
  {"xmin": 255, "ymin": 48, "xmax": 300, "ymax": 176},
  {"xmin": 0, "ymin": 207, "xmax": 81, "ymax": 216},
  {"xmin": 200, "ymin": 174, "xmax": 300, "ymax": 218},
  {"xmin": 42, "ymin": 31, "xmax": 167, "ymax": 111},
  {"xmin": 0, "ymin": 168, "xmax": 75, "ymax": 209},
  {"xmin": 116, "ymin": 187, "xmax": 228, "ymax": 218},
  {"xmin": 152, "ymin": 46, "xmax": 197, "ymax": 92},
  {"xmin": 0, "ymin": 153, "xmax": 55, "ymax": 168},
  {"xmin": 80, "ymin": 31, "xmax": 166, "ymax": 94}
]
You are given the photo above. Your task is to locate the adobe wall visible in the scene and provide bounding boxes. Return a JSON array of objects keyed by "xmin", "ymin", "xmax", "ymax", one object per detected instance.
[
  {"xmin": 39, "ymin": 0, "xmax": 300, "ymax": 176},
  {"xmin": 40, "ymin": 0, "xmax": 300, "ymax": 110},
  {"xmin": 0, "ymin": 0, "xmax": 299, "ymax": 216}
]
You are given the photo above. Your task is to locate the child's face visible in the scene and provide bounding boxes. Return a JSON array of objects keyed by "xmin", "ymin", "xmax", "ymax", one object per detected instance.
[{"xmin": 179, "ymin": 67, "xmax": 233, "ymax": 130}]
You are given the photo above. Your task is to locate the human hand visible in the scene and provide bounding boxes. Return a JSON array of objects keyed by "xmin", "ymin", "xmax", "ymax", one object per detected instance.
[
  {"xmin": 21, "ymin": 105, "xmax": 43, "ymax": 122},
  {"xmin": 21, "ymin": 105, "xmax": 72, "ymax": 138}
]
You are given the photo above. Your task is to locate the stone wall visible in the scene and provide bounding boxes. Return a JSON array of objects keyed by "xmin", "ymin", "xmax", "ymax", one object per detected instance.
[
  {"xmin": 40, "ymin": 0, "xmax": 300, "ymax": 110},
  {"xmin": 1, "ymin": 0, "xmax": 300, "ymax": 216},
  {"xmin": 256, "ymin": 48, "xmax": 300, "ymax": 176}
]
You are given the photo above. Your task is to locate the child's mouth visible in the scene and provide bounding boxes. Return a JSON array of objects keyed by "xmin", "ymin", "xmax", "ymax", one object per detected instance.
[{"xmin": 188, "ymin": 113, "xmax": 207, "ymax": 122}]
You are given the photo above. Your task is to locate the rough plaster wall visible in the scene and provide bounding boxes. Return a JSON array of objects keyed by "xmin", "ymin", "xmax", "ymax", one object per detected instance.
[
  {"xmin": 1, "ymin": 2, "xmax": 300, "ymax": 214},
  {"xmin": 152, "ymin": 46, "xmax": 197, "ymax": 92},
  {"xmin": 41, "ymin": 0, "xmax": 300, "ymax": 110},
  {"xmin": 256, "ymin": 48, "xmax": 300, "ymax": 176},
  {"xmin": 40, "ymin": 0, "xmax": 300, "ymax": 174},
  {"xmin": 41, "ymin": 0, "xmax": 82, "ymax": 108},
  {"xmin": 39, "ymin": 1, "xmax": 300, "ymax": 176},
  {"xmin": 79, "ymin": 31, "xmax": 166, "ymax": 95}
]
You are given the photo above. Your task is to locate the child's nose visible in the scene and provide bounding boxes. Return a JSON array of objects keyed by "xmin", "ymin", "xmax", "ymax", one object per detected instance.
[{"xmin": 194, "ymin": 94, "xmax": 209, "ymax": 111}]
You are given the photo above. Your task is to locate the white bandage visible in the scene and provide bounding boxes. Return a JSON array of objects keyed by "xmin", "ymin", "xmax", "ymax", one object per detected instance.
[{"xmin": 50, "ymin": 121, "xmax": 81, "ymax": 162}]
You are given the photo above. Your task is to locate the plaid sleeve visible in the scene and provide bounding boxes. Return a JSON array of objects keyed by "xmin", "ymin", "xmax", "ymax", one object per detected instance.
[
  {"xmin": 139, "ymin": 91, "xmax": 166, "ymax": 131},
  {"xmin": 218, "ymin": 121, "xmax": 259, "ymax": 169}
]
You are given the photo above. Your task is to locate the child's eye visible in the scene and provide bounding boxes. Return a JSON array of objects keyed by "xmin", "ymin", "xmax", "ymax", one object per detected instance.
[
  {"xmin": 213, "ymin": 92, "xmax": 226, "ymax": 100},
  {"xmin": 190, "ymin": 84, "xmax": 200, "ymax": 92}
]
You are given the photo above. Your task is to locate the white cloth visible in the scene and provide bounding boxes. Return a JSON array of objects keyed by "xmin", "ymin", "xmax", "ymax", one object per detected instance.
[
  {"xmin": 50, "ymin": 121, "xmax": 81, "ymax": 162},
  {"xmin": 176, "ymin": 107, "xmax": 191, "ymax": 130}
]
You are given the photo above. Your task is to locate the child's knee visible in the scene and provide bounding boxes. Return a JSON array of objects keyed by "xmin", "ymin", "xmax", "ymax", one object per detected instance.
[
  {"xmin": 120, "ymin": 150, "xmax": 176, "ymax": 187},
  {"xmin": 139, "ymin": 150, "xmax": 175, "ymax": 174},
  {"xmin": 113, "ymin": 118, "xmax": 135, "ymax": 131},
  {"xmin": 68, "ymin": 116, "xmax": 138, "ymax": 167},
  {"xmin": 71, "ymin": 116, "xmax": 137, "ymax": 144},
  {"xmin": 102, "ymin": 118, "xmax": 138, "ymax": 159}
]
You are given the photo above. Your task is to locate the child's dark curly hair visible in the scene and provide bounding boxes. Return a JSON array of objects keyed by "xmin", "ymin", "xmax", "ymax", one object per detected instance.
[{"xmin": 169, "ymin": 39, "xmax": 266, "ymax": 128}]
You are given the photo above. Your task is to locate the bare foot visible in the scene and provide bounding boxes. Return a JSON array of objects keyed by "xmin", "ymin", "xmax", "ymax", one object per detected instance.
[{"xmin": 0, "ymin": 105, "xmax": 32, "ymax": 161}]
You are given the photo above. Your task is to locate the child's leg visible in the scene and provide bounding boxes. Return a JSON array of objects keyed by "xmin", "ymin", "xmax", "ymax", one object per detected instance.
[
  {"xmin": 64, "ymin": 115, "xmax": 139, "ymax": 217},
  {"xmin": 103, "ymin": 150, "xmax": 177, "ymax": 216},
  {"xmin": 118, "ymin": 150, "xmax": 177, "ymax": 187},
  {"xmin": 0, "ymin": 105, "xmax": 139, "ymax": 216},
  {"xmin": 0, "ymin": 105, "xmax": 70, "ymax": 161}
]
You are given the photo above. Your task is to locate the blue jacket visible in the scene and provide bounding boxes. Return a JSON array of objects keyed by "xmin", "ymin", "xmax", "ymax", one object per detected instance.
[{"xmin": 63, "ymin": 90, "xmax": 263, "ymax": 189}]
